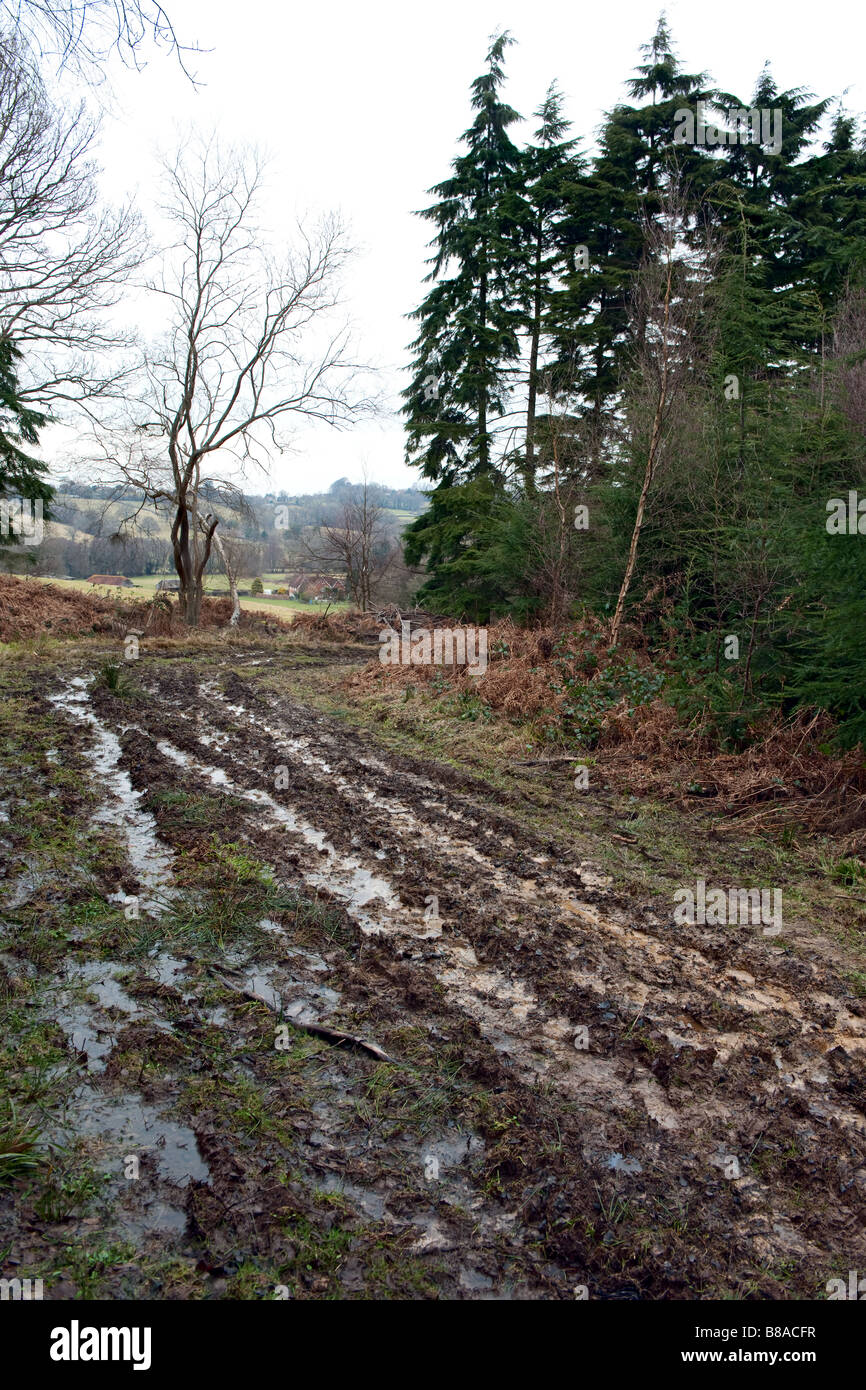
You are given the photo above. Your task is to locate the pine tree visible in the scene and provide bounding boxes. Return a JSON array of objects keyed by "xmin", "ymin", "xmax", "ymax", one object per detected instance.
[
  {"xmin": 0, "ymin": 338, "xmax": 50, "ymax": 548},
  {"xmin": 518, "ymin": 83, "xmax": 583, "ymax": 493},
  {"xmin": 548, "ymin": 16, "xmax": 714, "ymax": 462},
  {"xmin": 403, "ymin": 31, "xmax": 528, "ymax": 485}
]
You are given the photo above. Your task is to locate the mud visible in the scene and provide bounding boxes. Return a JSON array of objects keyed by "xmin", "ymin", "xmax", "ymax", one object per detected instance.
[{"xmin": 1, "ymin": 642, "xmax": 864, "ymax": 1299}]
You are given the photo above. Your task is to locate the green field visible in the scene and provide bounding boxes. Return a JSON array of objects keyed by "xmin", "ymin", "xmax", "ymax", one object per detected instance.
[{"xmin": 29, "ymin": 573, "xmax": 354, "ymax": 620}]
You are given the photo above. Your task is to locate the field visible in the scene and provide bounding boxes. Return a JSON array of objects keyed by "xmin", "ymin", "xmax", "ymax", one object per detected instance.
[
  {"xmin": 28, "ymin": 574, "xmax": 353, "ymax": 620},
  {"xmin": 1, "ymin": 609, "xmax": 864, "ymax": 1300}
]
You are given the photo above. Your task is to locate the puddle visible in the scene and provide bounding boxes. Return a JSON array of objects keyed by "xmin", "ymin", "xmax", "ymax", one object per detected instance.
[
  {"xmin": 147, "ymin": 952, "xmax": 189, "ymax": 990},
  {"xmin": 49, "ymin": 680, "xmax": 175, "ymax": 915},
  {"xmin": 55, "ymin": 1088, "xmax": 210, "ymax": 1188},
  {"xmin": 607, "ymin": 1153, "xmax": 643, "ymax": 1174},
  {"xmin": 226, "ymin": 952, "xmax": 342, "ymax": 1023},
  {"xmin": 2, "ymin": 862, "xmax": 45, "ymax": 908},
  {"xmin": 55, "ymin": 960, "xmax": 172, "ymax": 1073},
  {"xmin": 421, "ymin": 1131, "xmax": 485, "ymax": 1181},
  {"xmin": 319, "ymin": 1174, "xmax": 387, "ymax": 1219},
  {"xmin": 242, "ymin": 969, "xmax": 283, "ymax": 1013}
]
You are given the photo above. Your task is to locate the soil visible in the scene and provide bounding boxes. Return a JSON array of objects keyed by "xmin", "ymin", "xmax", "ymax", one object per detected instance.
[{"xmin": 0, "ymin": 629, "xmax": 864, "ymax": 1300}]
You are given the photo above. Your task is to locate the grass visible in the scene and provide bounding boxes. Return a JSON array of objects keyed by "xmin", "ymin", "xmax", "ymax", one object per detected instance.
[
  {"xmin": 25, "ymin": 573, "xmax": 354, "ymax": 621},
  {"xmin": 93, "ymin": 659, "xmax": 140, "ymax": 698},
  {"xmin": 0, "ymin": 1104, "xmax": 43, "ymax": 1184}
]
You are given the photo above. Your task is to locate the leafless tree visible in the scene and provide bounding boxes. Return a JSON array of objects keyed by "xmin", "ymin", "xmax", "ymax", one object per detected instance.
[
  {"xmin": 94, "ymin": 138, "xmax": 372, "ymax": 625},
  {"xmin": 609, "ymin": 186, "xmax": 719, "ymax": 648},
  {"xmin": 3, "ymin": 0, "xmax": 199, "ymax": 79},
  {"xmin": 302, "ymin": 476, "xmax": 397, "ymax": 611},
  {"xmin": 831, "ymin": 282, "xmax": 866, "ymax": 446},
  {"xmin": 206, "ymin": 518, "xmax": 258, "ymax": 628},
  {"xmin": 0, "ymin": 31, "xmax": 143, "ymax": 415}
]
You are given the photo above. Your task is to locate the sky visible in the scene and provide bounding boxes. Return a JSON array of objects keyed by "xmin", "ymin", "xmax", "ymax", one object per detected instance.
[{"xmin": 42, "ymin": 0, "xmax": 866, "ymax": 496}]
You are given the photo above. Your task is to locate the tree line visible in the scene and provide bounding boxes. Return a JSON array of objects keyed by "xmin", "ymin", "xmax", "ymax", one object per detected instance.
[{"xmin": 402, "ymin": 19, "xmax": 866, "ymax": 745}]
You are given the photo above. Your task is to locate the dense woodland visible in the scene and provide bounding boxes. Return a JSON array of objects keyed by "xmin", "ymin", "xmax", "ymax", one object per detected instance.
[{"xmin": 402, "ymin": 19, "xmax": 866, "ymax": 746}]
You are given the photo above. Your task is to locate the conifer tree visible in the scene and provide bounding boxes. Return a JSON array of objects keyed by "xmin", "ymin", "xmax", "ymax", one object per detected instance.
[
  {"xmin": 519, "ymin": 83, "xmax": 583, "ymax": 493},
  {"xmin": 403, "ymin": 31, "xmax": 527, "ymax": 485},
  {"xmin": 0, "ymin": 338, "xmax": 50, "ymax": 549}
]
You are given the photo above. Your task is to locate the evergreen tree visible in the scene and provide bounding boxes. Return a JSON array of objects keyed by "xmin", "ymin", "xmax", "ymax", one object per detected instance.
[
  {"xmin": 403, "ymin": 31, "xmax": 527, "ymax": 485},
  {"xmin": 548, "ymin": 15, "xmax": 714, "ymax": 462},
  {"xmin": 518, "ymin": 83, "xmax": 583, "ymax": 493},
  {"xmin": 0, "ymin": 338, "xmax": 50, "ymax": 549}
]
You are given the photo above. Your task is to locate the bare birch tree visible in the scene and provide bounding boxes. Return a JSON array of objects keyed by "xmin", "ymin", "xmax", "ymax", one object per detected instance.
[
  {"xmin": 303, "ymin": 476, "xmax": 397, "ymax": 611},
  {"xmin": 609, "ymin": 187, "xmax": 719, "ymax": 648}
]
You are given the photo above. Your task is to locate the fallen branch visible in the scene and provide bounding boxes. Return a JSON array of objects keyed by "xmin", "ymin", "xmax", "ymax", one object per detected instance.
[
  {"xmin": 515, "ymin": 755, "xmax": 587, "ymax": 767},
  {"xmin": 210, "ymin": 968, "xmax": 398, "ymax": 1064}
]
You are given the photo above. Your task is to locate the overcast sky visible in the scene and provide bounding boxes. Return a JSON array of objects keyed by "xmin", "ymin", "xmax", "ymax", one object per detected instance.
[{"xmin": 47, "ymin": 0, "xmax": 866, "ymax": 496}]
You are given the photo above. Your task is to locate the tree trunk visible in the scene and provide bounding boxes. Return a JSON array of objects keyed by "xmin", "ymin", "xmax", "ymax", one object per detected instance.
[
  {"xmin": 478, "ymin": 266, "xmax": 489, "ymax": 472},
  {"xmin": 210, "ymin": 526, "xmax": 240, "ymax": 627},
  {"xmin": 524, "ymin": 227, "xmax": 543, "ymax": 495},
  {"xmin": 609, "ymin": 255, "xmax": 673, "ymax": 650}
]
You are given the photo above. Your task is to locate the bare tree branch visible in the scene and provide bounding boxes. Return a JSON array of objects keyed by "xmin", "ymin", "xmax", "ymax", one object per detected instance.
[
  {"xmin": 2, "ymin": 0, "xmax": 202, "ymax": 82},
  {"xmin": 0, "ymin": 31, "xmax": 145, "ymax": 413}
]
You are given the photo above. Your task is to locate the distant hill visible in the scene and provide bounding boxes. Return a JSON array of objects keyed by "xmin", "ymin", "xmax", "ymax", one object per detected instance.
[{"xmin": 6, "ymin": 479, "xmax": 427, "ymax": 587}]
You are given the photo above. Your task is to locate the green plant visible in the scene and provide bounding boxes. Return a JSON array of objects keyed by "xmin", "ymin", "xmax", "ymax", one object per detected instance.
[
  {"xmin": 93, "ymin": 660, "xmax": 138, "ymax": 699},
  {"xmin": 0, "ymin": 1104, "xmax": 42, "ymax": 1184}
]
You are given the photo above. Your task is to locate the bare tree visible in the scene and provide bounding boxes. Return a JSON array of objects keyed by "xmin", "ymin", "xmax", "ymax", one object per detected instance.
[
  {"xmin": 303, "ymin": 476, "xmax": 397, "ymax": 611},
  {"xmin": 0, "ymin": 32, "xmax": 143, "ymax": 415},
  {"xmin": 610, "ymin": 186, "xmax": 719, "ymax": 648},
  {"xmin": 95, "ymin": 139, "xmax": 372, "ymax": 625},
  {"xmin": 3, "ymin": 0, "xmax": 198, "ymax": 79},
  {"xmin": 207, "ymin": 518, "xmax": 258, "ymax": 628}
]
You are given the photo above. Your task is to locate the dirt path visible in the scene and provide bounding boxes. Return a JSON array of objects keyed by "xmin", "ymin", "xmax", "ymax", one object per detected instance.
[{"xmin": 1, "ymin": 640, "xmax": 864, "ymax": 1299}]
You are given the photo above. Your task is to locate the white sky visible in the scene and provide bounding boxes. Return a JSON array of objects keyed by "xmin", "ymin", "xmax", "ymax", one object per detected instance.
[{"xmin": 45, "ymin": 0, "xmax": 866, "ymax": 495}]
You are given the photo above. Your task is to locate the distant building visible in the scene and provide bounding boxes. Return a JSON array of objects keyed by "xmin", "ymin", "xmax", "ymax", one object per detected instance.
[
  {"xmin": 284, "ymin": 573, "xmax": 346, "ymax": 600},
  {"xmin": 87, "ymin": 574, "xmax": 133, "ymax": 587}
]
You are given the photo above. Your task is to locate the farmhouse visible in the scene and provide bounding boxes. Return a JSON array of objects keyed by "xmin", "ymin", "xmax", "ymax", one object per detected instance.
[{"xmin": 284, "ymin": 573, "xmax": 346, "ymax": 600}]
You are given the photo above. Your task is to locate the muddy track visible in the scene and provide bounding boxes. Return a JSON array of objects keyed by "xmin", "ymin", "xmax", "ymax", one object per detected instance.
[{"xmin": 3, "ymin": 648, "xmax": 865, "ymax": 1299}]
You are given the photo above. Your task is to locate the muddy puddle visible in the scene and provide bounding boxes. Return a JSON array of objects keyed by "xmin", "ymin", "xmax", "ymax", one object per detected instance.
[
  {"xmin": 49, "ymin": 679, "xmax": 175, "ymax": 915},
  {"xmin": 155, "ymin": 735, "xmax": 412, "ymax": 935},
  {"xmin": 54, "ymin": 959, "xmax": 174, "ymax": 1074}
]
